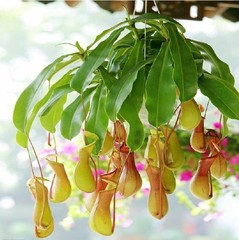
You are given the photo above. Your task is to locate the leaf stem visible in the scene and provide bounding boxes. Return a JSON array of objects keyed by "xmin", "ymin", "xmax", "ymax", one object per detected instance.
[{"xmin": 126, "ymin": 13, "xmax": 139, "ymax": 40}]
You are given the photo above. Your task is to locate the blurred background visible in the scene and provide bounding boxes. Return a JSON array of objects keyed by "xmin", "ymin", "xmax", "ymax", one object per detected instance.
[{"xmin": 1, "ymin": 1, "xmax": 239, "ymax": 239}]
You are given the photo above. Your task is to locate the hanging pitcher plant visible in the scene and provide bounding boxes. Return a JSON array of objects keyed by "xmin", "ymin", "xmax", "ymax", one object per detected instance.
[{"xmin": 13, "ymin": 12, "xmax": 239, "ymax": 238}]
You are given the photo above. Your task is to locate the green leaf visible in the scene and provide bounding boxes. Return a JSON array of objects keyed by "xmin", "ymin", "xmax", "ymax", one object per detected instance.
[
  {"xmin": 39, "ymin": 85, "xmax": 73, "ymax": 116},
  {"xmin": 222, "ymin": 115, "xmax": 229, "ymax": 137},
  {"xmin": 112, "ymin": 31, "xmax": 136, "ymax": 50},
  {"xmin": 13, "ymin": 53, "xmax": 77, "ymax": 132},
  {"xmin": 118, "ymin": 40, "xmax": 145, "ymax": 150},
  {"xmin": 60, "ymin": 97, "xmax": 84, "ymax": 139},
  {"xmin": 85, "ymin": 83, "xmax": 108, "ymax": 154},
  {"xmin": 40, "ymin": 95, "xmax": 67, "ymax": 133},
  {"xmin": 190, "ymin": 39, "xmax": 235, "ymax": 85},
  {"xmin": 186, "ymin": 39, "xmax": 203, "ymax": 78},
  {"xmin": 120, "ymin": 105, "xmax": 145, "ymax": 151},
  {"xmin": 16, "ymin": 131, "xmax": 28, "ymax": 148},
  {"xmin": 98, "ymin": 66, "xmax": 115, "ymax": 89},
  {"xmin": 125, "ymin": 70, "xmax": 145, "ymax": 113},
  {"xmin": 101, "ymin": 69, "xmax": 129, "ymax": 118},
  {"xmin": 86, "ymin": 24, "xmax": 126, "ymax": 51},
  {"xmin": 145, "ymin": 42, "xmax": 176, "ymax": 127},
  {"xmin": 120, "ymin": 68, "xmax": 146, "ymax": 151},
  {"xmin": 165, "ymin": 23, "xmax": 198, "ymax": 102},
  {"xmin": 100, "ymin": 65, "xmax": 145, "ymax": 150},
  {"xmin": 60, "ymin": 86, "xmax": 96, "ymax": 140},
  {"xmin": 70, "ymin": 27, "xmax": 124, "ymax": 93},
  {"xmin": 13, "ymin": 57, "xmax": 61, "ymax": 132},
  {"xmin": 108, "ymin": 47, "xmax": 131, "ymax": 73},
  {"xmin": 85, "ymin": 13, "xmax": 183, "ymax": 51},
  {"xmin": 122, "ymin": 40, "xmax": 144, "ymax": 75},
  {"xmin": 106, "ymin": 43, "xmax": 152, "ymax": 121},
  {"xmin": 47, "ymin": 53, "xmax": 80, "ymax": 81},
  {"xmin": 20, "ymin": 72, "xmax": 73, "ymax": 145},
  {"xmin": 131, "ymin": 13, "xmax": 185, "ymax": 33},
  {"xmin": 199, "ymin": 73, "xmax": 239, "ymax": 120},
  {"xmin": 75, "ymin": 41, "xmax": 85, "ymax": 54}
]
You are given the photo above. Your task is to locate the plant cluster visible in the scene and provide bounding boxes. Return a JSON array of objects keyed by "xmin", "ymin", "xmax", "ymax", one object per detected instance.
[
  {"xmin": 13, "ymin": 13, "xmax": 239, "ymax": 238},
  {"xmin": 44, "ymin": 126, "xmax": 239, "ymax": 230}
]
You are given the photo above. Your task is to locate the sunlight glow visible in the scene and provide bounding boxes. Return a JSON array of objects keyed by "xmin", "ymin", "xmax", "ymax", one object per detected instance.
[
  {"xmin": 0, "ymin": 163, "xmax": 18, "ymax": 188},
  {"xmin": 0, "ymin": 0, "xmax": 21, "ymax": 10},
  {"xmin": 0, "ymin": 196, "xmax": 15, "ymax": 209}
]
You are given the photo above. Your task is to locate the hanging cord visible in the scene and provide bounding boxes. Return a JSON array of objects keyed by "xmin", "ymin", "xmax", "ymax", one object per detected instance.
[
  {"xmin": 152, "ymin": 0, "xmax": 160, "ymax": 14},
  {"xmin": 132, "ymin": 0, "xmax": 137, "ymax": 17},
  {"xmin": 203, "ymin": 99, "xmax": 210, "ymax": 119},
  {"xmin": 144, "ymin": 0, "xmax": 148, "ymax": 60},
  {"xmin": 132, "ymin": 0, "xmax": 160, "ymax": 59},
  {"xmin": 143, "ymin": 0, "xmax": 160, "ymax": 59}
]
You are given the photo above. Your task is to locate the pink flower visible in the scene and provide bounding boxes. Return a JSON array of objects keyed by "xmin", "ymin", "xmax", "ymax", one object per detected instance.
[
  {"xmin": 136, "ymin": 162, "xmax": 145, "ymax": 171},
  {"xmin": 115, "ymin": 214, "xmax": 133, "ymax": 228},
  {"xmin": 213, "ymin": 122, "xmax": 222, "ymax": 129},
  {"xmin": 235, "ymin": 173, "xmax": 239, "ymax": 180},
  {"xmin": 220, "ymin": 150, "xmax": 228, "ymax": 158},
  {"xmin": 186, "ymin": 145, "xmax": 195, "ymax": 153},
  {"xmin": 204, "ymin": 211, "xmax": 223, "ymax": 222},
  {"xmin": 141, "ymin": 187, "xmax": 150, "ymax": 196},
  {"xmin": 115, "ymin": 192, "xmax": 124, "ymax": 199},
  {"xmin": 179, "ymin": 170, "xmax": 193, "ymax": 181},
  {"xmin": 39, "ymin": 148, "xmax": 56, "ymax": 158},
  {"xmin": 221, "ymin": 138, "xmax": 228, "ymax": 147},
  {"xmin": 213, "ymin": 110, "xmax": 220, "ymax": 116},
  {"xmin": 202, "ymin": 149, "xmax": 210, "ymax": 157},
  {"xmin": 93, "ymin": 169, "xmax": 105, "ymax": 178},
  {"xmin": 72, "ymin": 156, "xmax": 79, "ymax": 162},
  {"xmin": 121, "ymin": 219, "xmax": 133, "ymax": 228},
  {"xmin": 99, "ymin": 155, "xmax": 107, "ymax": 161},
  {"xmin": 228, "ymin": 167, "xmax": 234, "ymax": 173},
  {"xmin": 61, "ymin": 142, "xmax": 78, "ymax": 155},
  {"xmin": 229, "ymin": 155, "xmax": 239, "ymax": 165}
]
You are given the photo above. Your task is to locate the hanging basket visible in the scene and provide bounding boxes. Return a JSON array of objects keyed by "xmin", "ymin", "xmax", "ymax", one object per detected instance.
[{"xmin": 13, "ymin": 12, "xmax": 239, "ymax": 238}]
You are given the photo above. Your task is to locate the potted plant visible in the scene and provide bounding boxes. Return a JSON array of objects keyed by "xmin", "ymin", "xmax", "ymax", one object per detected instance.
[{"xmin": 13, "ymin": 12, "xmax": 239, "ymax": 238}]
